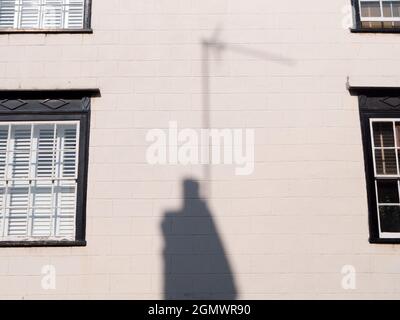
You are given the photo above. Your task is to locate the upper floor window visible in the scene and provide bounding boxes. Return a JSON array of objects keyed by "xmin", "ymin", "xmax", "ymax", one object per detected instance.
[
  {"xmin": 0, "ymin": 0, "xmax": 91, "ymax": 32},
  {"xmin": 370, "ymin": 119, "xmax": 400, "ymax": 237},
  {"xmin": 0, "ymin": 89, "xmax": 99, "ymax": 247},
  {"xmin": 352, "ymin": 0, "xmax": 400, "ymax": 32},
  {"xmin": 352, "ymin": 86, "xmax": 400, "ymax": 243}
]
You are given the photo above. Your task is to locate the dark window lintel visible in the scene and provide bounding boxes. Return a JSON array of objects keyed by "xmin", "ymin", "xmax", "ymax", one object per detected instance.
[{"xmin": 0, "ymin": 89, "xmax": 101, "ymax": 100}]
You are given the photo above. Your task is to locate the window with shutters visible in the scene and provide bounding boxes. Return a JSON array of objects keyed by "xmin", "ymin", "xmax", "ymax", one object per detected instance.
[
  {"xmin": 352, "ymin": 0, "xmax": 400, "ymax": 32},
  {"xmin": 354, "ymin": 86, "xmax": 400, "ymax": 243},
  {"xmin": 0, "ymin": 0, "xmax": 91, "ymax": 31},
  {"xmin": 0, "ymin": 90, "xmax": 97, "ymax": 246},
  {"xmin": 0, "ymin": 122, "xmax": 79, "ymax": 240}
]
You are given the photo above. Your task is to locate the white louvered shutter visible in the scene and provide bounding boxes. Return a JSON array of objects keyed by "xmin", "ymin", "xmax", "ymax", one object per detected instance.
[
  {"xmin": 0, "ymin": 0, "xmax": 16, "ymax": 28},
  {"xmin": 0, "ymin": 126, "xmax": 8, "ymax": 180},
  {"xmin": 0, "ymin": 126, "xmax": 7, "ymax": 237},
  {"xmin": 42, "ymin": 0, "xmax": 63, "ymax": 28},
  {"xmin": 64, "ymin": 0, "xmax": 84, "ymax": 29},
  {"xmin": 0, "ymin": 122, "xmax": 79, "ymax": 241},
  {"xmin": 7, "ymin": 125, "xmax": 32, "ymax": 237},
  {"xmin": 55, "ymin": 124, "xmax": 77, "ymax": 237},
  {"xmin": 20, "ymin": 0, "xmax": 41, "ymax": 29},
  {"xmin": 31, "ymin": 124, "xmax": 56, "ymax": 237}
]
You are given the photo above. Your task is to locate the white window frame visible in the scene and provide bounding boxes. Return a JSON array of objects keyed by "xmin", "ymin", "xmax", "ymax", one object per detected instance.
[
  {"xmin": 0, "ymin": 0, "xmax": 88, "ymax": 30},
  {"xmin": 359, "ymin": 0, "xmax": 400, "ymax": 22},
  {"xmin": 0, "ymin": 120, "xmax": 80, "ymax": 242},
  {"xmin": 370, "ymin": 118, "xmax": 400, "ymax": 239}
]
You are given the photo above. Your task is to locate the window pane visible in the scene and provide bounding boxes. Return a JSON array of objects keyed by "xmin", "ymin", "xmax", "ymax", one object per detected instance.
[
  {"xmin": 35, "ymin": 124, "xmax": 56, "ymax": 178},
  {"xmin": 65, "ymin": 0, "xmax": 85, "ymax": 29},
  {"xmin": 20, "ymin": 0, "xmax": 41, "ymax": 29},
  {"xmin": 379, "ymin": 205, "xmax": 400, "ymax": 232},
  {"xmin": 31, "ymin": 184, "xmax": 52, "ymax": 237},
  {"xmin": 0, "ymin": 126, "xmax": 8, "ymax": 180},
  {"xmin": 0, "ymin": 0, "xmax": 16, "ymax": 28},
  {"xmin": 11, "ymin": 125, "xmax": 31, "ymax": 181},
  {"xmin": 377, "ymin": 180, "xmax": 399, "ymax": 203},
  {"xmin": 383, "ymin": 21, "xmax": 395, "ymax": 27},
  {"xmin": 373, "ymin": 122, "xmax": 395, "ymax": 147},
  {"xmin": 57, "ymin": 124, "xmax": 77, "ymax": 178},
  {"xmin": 360, "ymin": 1, "xmax": 382, "ymax": 17},
  {"xmin": 375, "ymin": 149, "xmax": 398, "ymax": 175},
  {"xmin": 383, "ymin": 2, "xmax": 393, "ymax": 17},
  {"xmin": 55, "ymin": 183, "xmax": 76, "ymax": 236},
  {"xmin": 383, "ymin": 1, "xmax": 400, "ymax": 17},
  {"xmin": 393, "ymin": 1, "xmax": 400, "ymax": 17},
  {"xmin": 0, "ymin": 187, "xmax": 4, "ymax": 235},
  {"xmin": 361, "ymin": 21, "xmax": 384, "ymax": 28},
  {"xmin": 395, "ymin": 122, "xmax": 400, "ymax": 146},
  {"xmin": 7, "ymin": 186, "xmax": 29, "ymax": 236}
]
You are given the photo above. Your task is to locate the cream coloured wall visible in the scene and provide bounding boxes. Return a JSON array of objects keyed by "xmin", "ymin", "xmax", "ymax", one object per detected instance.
[{"xmin": 0, "ymin": 0, "xmax": 399, "ymax": 299}]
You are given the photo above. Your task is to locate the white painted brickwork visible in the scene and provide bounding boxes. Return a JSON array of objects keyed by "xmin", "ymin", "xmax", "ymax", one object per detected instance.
[{"xmin": 0, "ymin": 0, "xmax": 399, "ymax": 299}]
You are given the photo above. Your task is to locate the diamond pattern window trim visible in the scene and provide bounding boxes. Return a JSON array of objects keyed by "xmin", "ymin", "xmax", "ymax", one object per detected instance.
[
  {"xmin": 381, "ymin": 97, "xmax": 400, "ymax": 108},
  {"xmin": 0, "ymin": 99, "xmax": 27, "ymax": 110},
  {"xmin": 40, "ymin": 99, "xmax": 69, "ymax": 110}
]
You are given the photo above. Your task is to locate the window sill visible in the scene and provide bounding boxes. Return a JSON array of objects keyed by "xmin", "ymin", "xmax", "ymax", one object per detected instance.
[
  {"xmin": 369, "ymin": 238, "xmax": 400, "ymax": 244},
  {"xmin": 0, "ymin": 240, "xmax": 86, "ymax": 247},
  {"xmin": 350, "ymin": 28, "xmax": 400, "ymax": 33},
  {"xmin": 0, "ymin": 29, "xmax": 93, "ymax": 34}
]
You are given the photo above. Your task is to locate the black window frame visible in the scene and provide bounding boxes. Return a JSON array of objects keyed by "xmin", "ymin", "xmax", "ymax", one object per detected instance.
[
  {"xmin": 351, "ymin": 0, "xmax": 400, "ymax": 33},
  {"xmin": 0, "ymin": 89, "xmax": 99, "ymax": 247},
  {"xmin": 350, "ymin": 86, "xmax": 400, "ymax": 243},
  {"xmin": 0, "ymin": 0, "xmax": 93, "ymax": 34}
]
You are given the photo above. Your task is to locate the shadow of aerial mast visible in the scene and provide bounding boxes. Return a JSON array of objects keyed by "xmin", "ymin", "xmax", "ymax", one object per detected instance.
[{"xmin": 201, "ymin": 27, "xmax": 295, "ymax": 197}]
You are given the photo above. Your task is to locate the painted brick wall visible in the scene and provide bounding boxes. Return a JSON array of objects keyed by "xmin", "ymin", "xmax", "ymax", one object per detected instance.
[{"xmin": 0, "ymin": 0, "xmax": 399, "ymax": 299}]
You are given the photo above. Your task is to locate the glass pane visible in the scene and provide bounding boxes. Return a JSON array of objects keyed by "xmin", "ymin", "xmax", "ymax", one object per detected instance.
[
  {"xmin": 11, "ymin": 125, "xmax": 31, "ymax": 181},
  {"xmin": 379, "ymin": 205, "xmax": 400, "ymax": 232},
  {"xmin": 0, "ymin": 126, "xmax": 8, "ymax": 180},
  {"xmin": 0, "ymin": 187, "xmax": 4, "ymax": 234},
  {"xmin": 31, "ymin": 185, "xmax": 53, "ymax": 237},
  {"xmin": 377, "ymin": 180, "xmax": 399, "ymax": 203},
  {"xmin": 373, "ymin": 122, "xmax": 395, "ymax": 147},
  {"xmin": 360, "ymin": 1, "xmax": 382, "ymax": 17},
  {"xmin": 57, "ymin": 124, "xmax": 77, "ymax": 179},
  {"xmin": 393, "ymin": 1, "xmax": 400, "ymax": 16},
  {"xmin": 20, "ymin": 0, "xmax": 41, "ymax": 29},
  {"xmin": 362, "ymin": 21, "xmax": 384, "ymax": 28},
  {"xmin": 7, "ymin": 186, "xmax": 29, "ymax": 236},
  {"xmin": 383, "ymin": 1, "xmax": 400, "ymax": 17},
  {"xmin": 383, "ymin": 21, "xmax": 396, "ymax": 27},
  {"xmin": 375, "ymin": 149, "xmax": 398, "ymax": 175},
  {"xmin": 0, "ymin": 125, "xmax": 8, "ymax": 150},
  {"xmin": 42, "ymin": 0, "xmax": 63, "ymax": 29},
  {"xmin": 65, "ymin": 0, "xmax": 85, "ymax": 29},
  {"xmin": 396, "ymin": 123, "xmax": 400, "ymax": 145},
  {"xmin": 35, "ymin": 124, "xmax": 56, "ymax": 178},
  {"xmin": 383, "ymin": 2, "xmax": 393, "ymax": 17},
  {"xmin": 55, "ymin": 184, "xmax": 76, "ymax": 237},
  {"xmin": 0, "ymin": 0, "xmax": 17, "ymax": 28}
]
